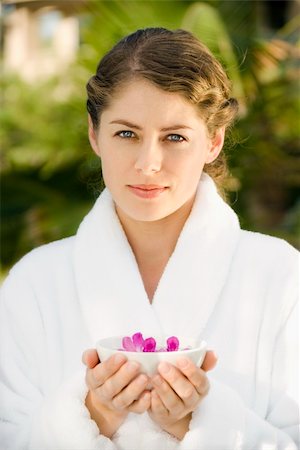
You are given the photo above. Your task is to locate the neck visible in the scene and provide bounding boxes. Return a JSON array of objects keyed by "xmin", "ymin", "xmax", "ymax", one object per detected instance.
[
  {"xmin": 115, "ymin": 195, "xmax": 196, "ymax": 302},
  {"xmin": 116, "ymin": 196, "xmax": 195, "ymax": 264}
]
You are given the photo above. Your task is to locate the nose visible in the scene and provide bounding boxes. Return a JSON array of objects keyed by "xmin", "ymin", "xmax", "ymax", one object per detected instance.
[{"xmin": 134, "ymin": 139, "xmax": 162, "ymax": 175}]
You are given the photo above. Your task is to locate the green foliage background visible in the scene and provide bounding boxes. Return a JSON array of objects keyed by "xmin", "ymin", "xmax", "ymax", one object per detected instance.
[{"xmin": 1, "ymin": 1, "xmax": 300, "ymax": 274}]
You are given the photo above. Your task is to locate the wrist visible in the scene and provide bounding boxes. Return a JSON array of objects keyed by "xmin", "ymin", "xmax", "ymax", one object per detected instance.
[
  {"xmin": 85, "ymin": 390, "xmax": 127, "ymax": 439},
  {"xmin": 163, "ymin": 413, "xmax": 191, "ymax": 440}
]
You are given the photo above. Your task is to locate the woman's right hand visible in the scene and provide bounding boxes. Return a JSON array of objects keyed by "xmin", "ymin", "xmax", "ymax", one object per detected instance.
[{"xmin": 82, "ymin": 349, "xmax": 151, "ymax": 438}]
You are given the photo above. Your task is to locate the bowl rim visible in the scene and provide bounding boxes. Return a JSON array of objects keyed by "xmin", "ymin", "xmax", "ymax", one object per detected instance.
[{"xmin": 96, "ymin": 336, "xmax": 207, "ymax": 354}]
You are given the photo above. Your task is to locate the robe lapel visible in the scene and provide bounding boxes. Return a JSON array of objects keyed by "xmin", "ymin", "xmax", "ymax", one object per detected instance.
[
  {"xmin": 73, "ymin": 189, "xmax": 162, "ymax": 345},
  {"xmin": 73, "ymin": 174, "xmax": 240, "ymax": 345},
  {"xmin": 151, "ymin": 174, "xmax": 241, "ymax": 340}
]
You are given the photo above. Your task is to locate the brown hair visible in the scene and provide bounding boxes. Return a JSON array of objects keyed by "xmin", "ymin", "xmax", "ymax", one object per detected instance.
[{"xmin": 86, "ymin": 27, "xmax": 238, "ymax": 192}]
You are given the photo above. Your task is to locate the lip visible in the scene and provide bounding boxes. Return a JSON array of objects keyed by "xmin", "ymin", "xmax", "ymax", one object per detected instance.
[{"xmin": 127, "ymin": 184, "xmax": 168, "ymax": 199}]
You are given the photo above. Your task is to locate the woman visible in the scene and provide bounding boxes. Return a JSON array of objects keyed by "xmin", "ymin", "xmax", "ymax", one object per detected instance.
[{"xmin": 0, "ymin": 28, "xmax": 298, "ymax": 450}]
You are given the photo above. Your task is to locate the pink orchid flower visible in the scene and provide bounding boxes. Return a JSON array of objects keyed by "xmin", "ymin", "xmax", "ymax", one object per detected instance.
[
  {"xmin": 121, "ymin": 332, "xmax": 182, "ymax": 352},
  {"xmin": 167, "ymin": 336, "xmax": 179, "ymax": 351},
  {"xmin": 143, "ymin": 337, "xmax": 156, "ymax": 352},
  {"xmin": 121, "ymin": 336, "xmax": 136, "ymax": 352},
  {"xmin": 132, "ymin": 332, "xmax": 144, "ymax": 351}
]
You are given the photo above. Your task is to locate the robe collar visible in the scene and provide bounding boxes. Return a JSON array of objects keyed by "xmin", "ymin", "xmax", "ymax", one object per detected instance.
[{"xmin": 73, "ymin": 174, "xmax": 241, "ymax": 345}]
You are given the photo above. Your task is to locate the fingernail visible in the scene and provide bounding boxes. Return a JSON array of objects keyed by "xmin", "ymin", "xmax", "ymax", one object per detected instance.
[
  {"xmin": 114, "ymin": 353, "xmax": 126, "ymax": 364},
  {"xmin": 142, "ymin": 391, "xmax": 150, "ymax": 402},
  {"xmin": 158, "ymin": 362, "xmax": 171, "ymax": 374},
  {"xmin": 153, "ymin": 375, "xmax": 162, "ymax": 385},
  {"xmin": 127, "ymin": 361, "xmax": 139, "ymax": 371},
  {"xmin": 146, "ymin": 382, "xmax": 153, "ymax": 390},
  {"xmin": 177, "ymin": 357, "xmax": 189, "ymax": 369},
  {"xmin": 137, "ymin": 374, "xmax": 147, "ymax": 385}
]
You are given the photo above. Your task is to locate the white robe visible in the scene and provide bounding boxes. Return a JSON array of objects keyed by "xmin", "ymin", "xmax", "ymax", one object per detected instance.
[{"xmin": 0, "ymin": 174, "xmax": 299, "ymax": 450}]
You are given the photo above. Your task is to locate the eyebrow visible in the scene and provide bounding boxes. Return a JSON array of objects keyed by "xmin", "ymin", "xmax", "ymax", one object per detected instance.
[{"xmin": 109, "ymin": 119, "xmax": 193, "ymax": 132}]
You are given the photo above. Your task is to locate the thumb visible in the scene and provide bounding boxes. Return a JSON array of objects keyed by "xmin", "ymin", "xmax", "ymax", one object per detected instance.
[
  {"xmin": 82, "ymin": 348, "xmax": 100, "ymax": 369},
  {"xmin": 201, "ymin": 350, "xmax": 218, "ymax": 372}
]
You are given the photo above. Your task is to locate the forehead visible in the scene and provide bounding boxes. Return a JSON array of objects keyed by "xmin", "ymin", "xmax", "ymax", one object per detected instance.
[{"xmin": 104, "ymin": 78, "xmax": 203, "ymax": 126}]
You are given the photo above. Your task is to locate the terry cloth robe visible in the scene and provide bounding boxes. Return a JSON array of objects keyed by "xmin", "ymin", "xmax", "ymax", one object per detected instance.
[{"xmin": 0, "ymin": 173, "xmax": 299, "ymax": 450}]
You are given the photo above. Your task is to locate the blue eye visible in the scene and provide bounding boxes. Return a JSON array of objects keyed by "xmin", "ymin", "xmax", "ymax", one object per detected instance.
[
  {"xmin": 167, "ymin": 134, "xmax": 185, "ymax": 142},
  {"xmin": 117, "ymin": 130, "xmax": 135, "ymax": 138}
]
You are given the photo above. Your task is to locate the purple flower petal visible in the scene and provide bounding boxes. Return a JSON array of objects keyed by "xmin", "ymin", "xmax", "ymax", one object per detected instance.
[
  {"xmin": 122, "ymin": 336, "xmax": 136, "ymax": 352},
  {"xmin": 167, "ymin": 336, "xmax": 179, "ymax": 352},
  {"xmin": 143, "ymin": 337, "xmax": 156, "ymax": 352},
  {"xmin": 132, "ymin": 332, "xmax": 145, "ymax": 351}
]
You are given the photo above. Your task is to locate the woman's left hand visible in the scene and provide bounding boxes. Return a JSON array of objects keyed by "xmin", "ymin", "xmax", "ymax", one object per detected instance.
[{"xmin": 148, "ymin": 351, "xmax": 217, "ymax": 440}]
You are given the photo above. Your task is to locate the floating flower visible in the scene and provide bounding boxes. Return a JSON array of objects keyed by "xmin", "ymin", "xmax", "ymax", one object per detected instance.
[
  {"xmin": 167, "ymin": 336, "xmax": 179, "ymax": 352},
  {"xmin": 132, "ymin": 332, "xmax": 144, "ymax": 351},
  {"xmin": 143, "ymin": 337, "xmax": 156, "ymax": 352},
  {"xmin": 120, "ymin": 332, "xmax": 185, "ymax": 352},
  {"xmin": 122, "ymin": 336, "xmax": 136, "ymax": 352}
]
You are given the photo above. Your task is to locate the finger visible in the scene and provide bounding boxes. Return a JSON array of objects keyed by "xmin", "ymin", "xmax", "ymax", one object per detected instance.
[
  {"xmin": 201, "ymin": 351, "xmax": 218, "ymax": 372},
  {"xmin": 82, "ymin": 349, "xmax": 100, "ymax": 369},
  {"xmin": 99, "ymin": 360, "xmax": 141, "ymax": 401},
  {"xmin": 158, "ymin": 362, "xmax": 199, "ymax": 402},
  {"xmin": 112, "ymin": 373, "xmax": 149, "ymax": 410},
  {"xmin": 152, "ymin": 373, "xmax": 185, "ymax": 415},
  {"xmin": 176, "ymin": 358, "xmax": 210, "ymax": 396},
  {"xmin": 128, "ymin": 390, "xmax": 151, "ymax": 414},
  {"xmin": 112, "ymin": 374, "xmax": 148, "ymax": 410},
  {"xmin": 86, "ymin": 353, "xmax": 127, "ymax": 390},
  {"xmin": 150, "ymin": 389, "xmax": 167, "ymax": 416}
]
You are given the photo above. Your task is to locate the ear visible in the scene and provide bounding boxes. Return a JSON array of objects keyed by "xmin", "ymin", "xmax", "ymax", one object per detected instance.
[
  {"xmin": 205, "ymin": 126, "xmax": 225, "ymax": 164},
  {"xmin": 88, "ymin": 114, "xmax": 101, "ymax": 157}
]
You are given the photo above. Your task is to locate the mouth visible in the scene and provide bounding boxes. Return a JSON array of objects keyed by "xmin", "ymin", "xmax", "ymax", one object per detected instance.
[{"xmin": 127, "ymin": 184, "xmax": 169, "ymax": 199}]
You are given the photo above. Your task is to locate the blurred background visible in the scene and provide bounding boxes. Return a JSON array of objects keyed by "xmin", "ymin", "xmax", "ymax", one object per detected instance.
[{"xmin": 1, "ymin": 0, "xmax": 300, "ymax": 277}]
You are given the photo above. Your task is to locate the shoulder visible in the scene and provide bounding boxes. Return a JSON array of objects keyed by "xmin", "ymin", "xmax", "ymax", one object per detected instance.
[
  {"xmin": 237, "ymin": 230, "xmax": 299, "ymax": 310},
  {"xmin": 234, "ymin": 230, "xmax": 298, "ymax": 295},
  {"xmin": 3, "ymin": 236, "xmax": 75, "ymax": 285},
  {"xmin": 238, "ymin": 229, "xmax": 299, "ymax": 268},
  {"xmin": 234, "ymin": 231, "xmax": 299, "ymax": 326}
]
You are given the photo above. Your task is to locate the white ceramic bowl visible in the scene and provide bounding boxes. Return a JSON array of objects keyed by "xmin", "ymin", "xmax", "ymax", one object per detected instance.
[{"xmin": 96, "ymin": 336, "xmax": 207, "ymax": 376}]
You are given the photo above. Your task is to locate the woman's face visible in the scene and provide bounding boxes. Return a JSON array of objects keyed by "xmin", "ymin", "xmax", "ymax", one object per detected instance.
[{"xmin": 89, "ymin": 78, "xmax": 224, "ymax": 223}]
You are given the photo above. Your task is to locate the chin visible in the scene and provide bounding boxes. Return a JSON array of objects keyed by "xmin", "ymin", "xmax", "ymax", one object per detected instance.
[
  {"xmin": 126, "ymin": 208, "xmax": 171, "ymax": 223},
  {"xmin": 116, "ymin": 201, "xmax": 176, "ymax": 223}
]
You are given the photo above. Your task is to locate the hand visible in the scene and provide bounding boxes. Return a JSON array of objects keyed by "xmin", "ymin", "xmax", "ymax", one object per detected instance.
[
  {"xmin": 148, "ymin": 350, "xmax": 217, "ymax": 440},
  {"xmin": 82, "ymin": 349, "xmax": 151, "ymax": 438}
]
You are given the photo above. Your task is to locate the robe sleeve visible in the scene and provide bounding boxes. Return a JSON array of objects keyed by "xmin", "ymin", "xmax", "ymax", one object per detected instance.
[
  {"xmin": 178, "ymin": 256, "xmax": 299, "ymax": 450},
  {"xmin": 0, "ymin": 264, "xmax": 116, "ymax": 450},
  {"xmin": 0, "ymin": 261, "xmax": 180, "ymax": 450},
  {"xmin": 179, "ymin": 376, "xmax": 298, "ymax": 450}
]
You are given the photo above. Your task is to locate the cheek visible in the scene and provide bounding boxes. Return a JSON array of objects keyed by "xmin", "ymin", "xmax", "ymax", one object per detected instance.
[
  {"xmin": 100, "ymin": 150, "xmax": 133, "ymax": 185},
  {"xmin": 104, "ymin": 134, "xmax": 136, "ymax": 157},
  {"xmin": 174, "ymin": 154, "xmax": 207, "ymax": 192},
  {"xmin": 171, "ymin": 148, "xmax": 206, "ymax": 175}
]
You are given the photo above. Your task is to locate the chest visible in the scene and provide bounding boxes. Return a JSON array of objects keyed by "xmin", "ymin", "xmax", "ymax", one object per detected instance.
[{"xmin": 139, "ymin": 268, "xmax": 164, "ymax": 303}]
